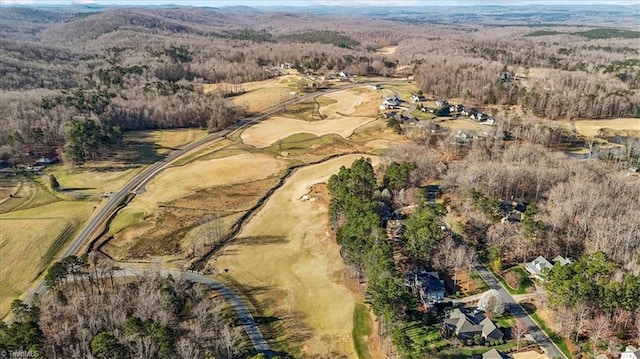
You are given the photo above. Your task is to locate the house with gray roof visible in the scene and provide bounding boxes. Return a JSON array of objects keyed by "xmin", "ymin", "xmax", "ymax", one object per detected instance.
[
  {"xmin": 441, "ymin": 308, "xmax": 504, "ymax": 342},
  {"xmin": 526, "ymin": 255, "xmax": 573, "ymax": 281}
]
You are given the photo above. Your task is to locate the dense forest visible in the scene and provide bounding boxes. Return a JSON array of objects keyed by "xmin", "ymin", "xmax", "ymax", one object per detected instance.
[
  {"xmin": 1, "ymin": 5, "xmax": 639, "ymax": 165},
  {"xmin": 0, "ymin": 255, "xmax": 247, "ymax": 359}
]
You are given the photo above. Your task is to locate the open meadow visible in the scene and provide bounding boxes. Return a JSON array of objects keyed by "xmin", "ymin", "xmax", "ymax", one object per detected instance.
[
  {"xmin": 0, "ymin": 200, "xmax": 95, "ymax": 317},
  {"xmin": 0, "ymin": 128, "xmax": 208, "ymax": 319},
  {"xmin": 212, "ymin": 154, "xmax": 381, "ymax": 358}
]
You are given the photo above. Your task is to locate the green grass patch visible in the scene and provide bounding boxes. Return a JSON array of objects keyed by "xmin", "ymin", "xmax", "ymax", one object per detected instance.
[
  {"xmin": 266, "ymin": 133, "xmax": 347, "ymax": 157},
  {"xmin": 108, "ymin": 208, "xmax": 146, "ymax": 235},
  {"xmin": 403, "ymin": 322, "xmax": 447, "ymax": 355},
  {"xmin": 438, "ymin": 342, "xmax": 517, "ymax": 358},
  {"xmin": 410, "ymin": 109, "xmax": 437, "ymax": 120},
  {"xmin": 352, "ymin": 303, "xmax": 372, "ymax": 359},
  {"xmin": 530, "ymin": 312, "xmax": 573, "ymax": 359},
  {"xmin": 487, "ymin": 264, "xmax": 532, "ymax": 295},
  {"xmin": 469, "ymin": 270, "xmax": 489, "ymax": 294},
  {"xmin": 525, "ymin": 30, "xmax": 562, "ymax": 37},
  {"xmin": 574, "ymin": 28, "xmax": 640, "ymax": 39},
  {"xmin": 495, "ymin": 312, "xmax": 515, "ymax": 329}
]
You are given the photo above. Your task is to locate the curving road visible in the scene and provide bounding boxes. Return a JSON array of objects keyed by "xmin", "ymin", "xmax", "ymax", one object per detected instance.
[
  {"xmin": 114, "ymin": 268, "xmax": 272, "ymax": 356},
  {"xmin": 21, "ymin": 80, "xmax": 402, "ymax": 304},
  {"xmin": 474, "ymin": 263, "xmax": 567, "ymax": 359}
]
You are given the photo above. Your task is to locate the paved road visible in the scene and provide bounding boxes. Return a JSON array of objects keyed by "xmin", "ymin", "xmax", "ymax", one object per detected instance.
[
  {"xmin": 115, "ymin": 268, "xmax": 272, "ymax": 356},
  {"xmin": 19, "ymin": 79, "xmax": 405, "ymax": 306},
  {"xmin": 474, "ymin": 263, "xmax": 567, "ymax": 359}
]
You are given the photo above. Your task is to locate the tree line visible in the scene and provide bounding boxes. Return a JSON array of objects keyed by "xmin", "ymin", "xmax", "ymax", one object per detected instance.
[{"xmin": 0, "ymin": 254, "xmax": 248, "ymax": 359}]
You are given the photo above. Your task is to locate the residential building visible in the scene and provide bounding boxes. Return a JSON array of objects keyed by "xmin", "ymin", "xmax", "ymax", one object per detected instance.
[
  {"xmin": 405, "ymin": 268, "xmax": 445, "ymax": 308},
  {"xmin": 441, "ymin": 308, "xmax": 504, "ymax": 342}
]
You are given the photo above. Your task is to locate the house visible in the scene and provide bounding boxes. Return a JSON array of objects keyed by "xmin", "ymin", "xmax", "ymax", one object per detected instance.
[
  {"xmin": 552, "ymin": 255, "xmax": 572, "ymax": 266},
  {"xmin": 621, "ymin": 346, "xmax": 640, "ymax": 359},
  {"xmin": 526, "ymin": 255, "xmax": 573, "ymax": 280},
  {"xmin": 382, "ymin": 95, "xmax": 400, "ymax": 109},
  {"xmin": 525, "ymin": 256, "xmax": 553, "ymax": 280},
  {"xmin": 441, "ymin": 308, "xmax": 504, "ymax": 342},
  {"xmin": 339, "ymin": 71, "xmax": 350, "ymax": 79},
  {"xmin": 36, "ymin": 151, "xmax": 59, "ymax": 165},
  {"xmin": 411, "ymin": 94, "xmax": 426, "ymax": 103},
  {"xmin": 461, "ymin": 108, "xmax": 478, "ymax": 117},
  {"xmin": 383, "ymin": 111, "xmax": 398, "ymax": 120},
  {"xmin": 370, "ymin": 84, "xmax": 382, "ymax": 90},
  {"xmin": 280, "ymin": 62, "xmax": 293, "ymax": 69},
  {"xmin": 405, "ymin": 268, "xmax": 445, "ymax": 308},
  {"xmin": 435, "ymin": 100, "xmax": 449, "ymax": 108},
  {"xmin": 483, "ymin": 348, "xmax": 510, "ymax": 359}
]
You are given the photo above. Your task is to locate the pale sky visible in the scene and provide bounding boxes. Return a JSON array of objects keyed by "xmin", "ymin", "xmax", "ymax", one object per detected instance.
[{"xmin": 1, "ymin": 0, "xmax": 638, "ymax": 6}]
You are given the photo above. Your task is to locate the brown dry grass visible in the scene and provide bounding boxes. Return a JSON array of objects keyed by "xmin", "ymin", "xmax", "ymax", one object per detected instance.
[
  {"xmin": 241, "ymin": 87, "xmax": 383, "ymax": 148},
  {"xmin": 131, "ymin": 153, "xmax": 287, "ymax": 211},
  {"xmin": 204, "ymin": 75, "xmax": 305, "ymax": 114},
  {"xmin": 375, "ymin": 46, "xmax": 397, "ymax": 55},
  {"xmin": 241, "ymin": 115, "xmax": 374, "ymax": 148},
  {"xmin": 213, "ymin": 154, "xmax": 380, "ymax": 358},
  {"xmin": 572, "ymin": 118, "xmax": 640, "ymax": 137},
  {"xmin": 437, "ymin": 118, "xmax": 486, "ymax": 132},
  {"xmin": 104, "ymin": 152, "xmax": 287, "ymax": 260},
  {"xmin": 0, "ymin": 201, "xmax": 95, "ymax": 318}
]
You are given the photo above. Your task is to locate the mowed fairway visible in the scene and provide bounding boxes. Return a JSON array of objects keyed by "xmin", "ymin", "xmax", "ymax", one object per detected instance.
[
  {"xmin": 0, "ymin": 201, "xmax": 95, "ymax": 317},
  {"xmin": 241, "ymin": 87, "xmax": 382, "ymax": 148},
  {"xmin": 204, "ymin": 75, "xmax": 305, "ymax": 114},
  {"xmin": 213, "ymin": 154, "xmax": 380, "ymax": 358},
  {"xmin": 573, "ymin": 118, "xmax": 640, "ymax": 137}
]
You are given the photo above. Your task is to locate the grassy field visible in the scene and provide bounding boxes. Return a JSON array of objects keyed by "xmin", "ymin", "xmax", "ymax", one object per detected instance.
[
  {"xmin": 0, "ymin": 200, "xmax": 95, "ymax": 318},
  {"xmin": 213, "ymin": 154, "xmax": 380, "ymax": 358},
  {"xmin": 0, "ymin": 128, "xmax": 210, "ymax": 319},
  {"xmin": 571, "ymin": 118, "xmax": 640, "ymax": 137},
  {"xmin": 489, "ymin": 265, "xmax": 533, "ymax": 295},
  {"xmin": 107, "ymin": 208, "xmax": 146, "ymax": 235},
  {"xmin": 353, "ymin": 303, "xmax": 372, "ymax": 359}
]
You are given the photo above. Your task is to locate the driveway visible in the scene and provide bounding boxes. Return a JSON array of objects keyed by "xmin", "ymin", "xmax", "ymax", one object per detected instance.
[{"xmin": 474, "ymin": 264, "xmax": 567, "ymax": 359}]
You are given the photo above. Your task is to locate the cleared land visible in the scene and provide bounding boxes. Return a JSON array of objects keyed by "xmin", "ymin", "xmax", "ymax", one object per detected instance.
[
  {"xmin": 212, "ymin": 154, "xmax": 380, "ymax": 358},
  {"xmin": 375, "ymin": 46, "xmax": 397, "ymax": 55},
  {"xmin": 204, "ymin": 75, "xmax": 306, "ymax": 114},
  {"xmin": 572, "ymin": 118, "xmax": 640, "ymax": 137},
  {"xmin": 0, "ymin": 200, "xmax": 95, "ymax": 317},
  {"xmin": 241, "ymin": 88, "xmax": 382, "ymax": 148},
  {"xmin": 103, "ymin": 153, "xmax": 287, "ymax": 260},
  {"xmin": 511, "ymin": 351, "xmax": 548, "ymax": 359}
]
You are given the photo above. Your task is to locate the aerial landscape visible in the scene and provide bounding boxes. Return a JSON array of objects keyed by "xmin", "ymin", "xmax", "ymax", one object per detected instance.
[{"xmin": 0, "ymin": 0, "xmax": 639, "ymax": 358}]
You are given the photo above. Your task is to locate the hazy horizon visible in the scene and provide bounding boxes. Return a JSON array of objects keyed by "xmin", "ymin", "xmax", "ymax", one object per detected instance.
[{"xmin": 1, "ymin": 0, "xmax": 639, "ymax": 6}]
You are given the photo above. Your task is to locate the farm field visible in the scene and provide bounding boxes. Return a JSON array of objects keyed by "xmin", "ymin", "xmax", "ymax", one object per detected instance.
[
  {"xmin": 0, "ymin": 200, "xmax": 95, "ymax": 317},
  {"xmin": 212, "ymin": 154, "xmax": 381, "ymax": 358}
]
